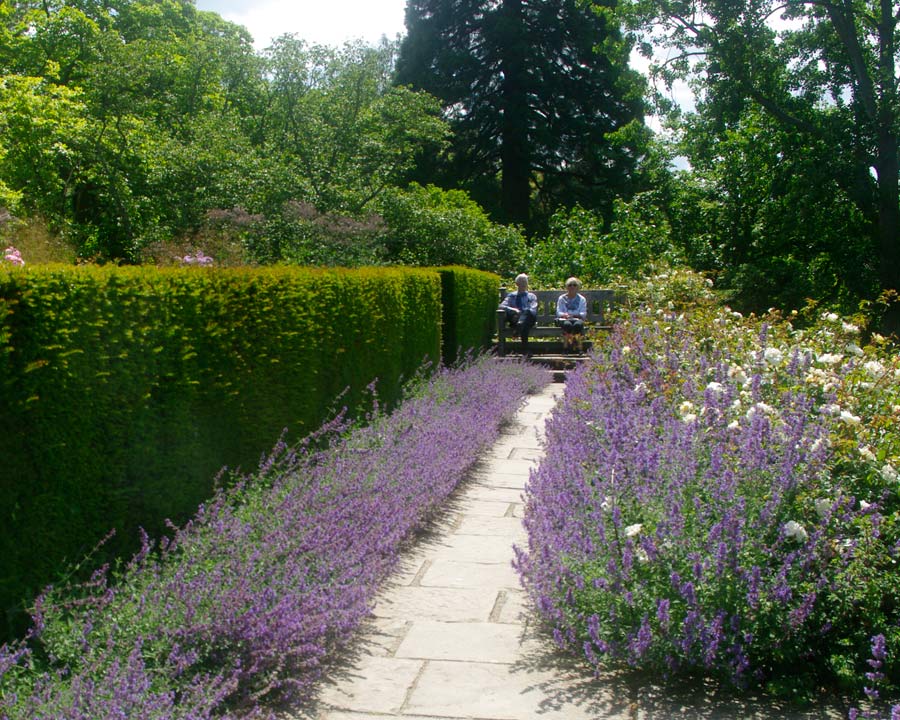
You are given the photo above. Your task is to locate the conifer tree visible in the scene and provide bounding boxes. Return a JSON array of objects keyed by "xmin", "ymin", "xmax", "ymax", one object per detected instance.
[{"xmin": 396, "ymin": 0, "xmax": 647, "ymax": 230}]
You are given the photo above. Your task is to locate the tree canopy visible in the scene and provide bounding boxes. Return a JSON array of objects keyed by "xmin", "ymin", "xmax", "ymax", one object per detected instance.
[
  {"xmin": 0, "ymin": 0, "xmax": 450, "ymax": 262},
  {"xmin": 396, "ymin": 0, "xmax": 649, "ymax": 231},
  {"xmin": 627, "ymin": 0, "xmax": 900, "ymax": 316}
]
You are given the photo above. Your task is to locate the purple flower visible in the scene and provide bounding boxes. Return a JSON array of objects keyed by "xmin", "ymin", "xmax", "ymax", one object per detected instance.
[{"xmin": 3, "ymin": 357, "xmax": 547, "ymax": 718}]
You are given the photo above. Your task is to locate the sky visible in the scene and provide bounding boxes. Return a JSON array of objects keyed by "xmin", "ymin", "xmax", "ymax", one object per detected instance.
[{"xmin": 194, "ymin": 0, "xmax": 408, "ymax": 50}]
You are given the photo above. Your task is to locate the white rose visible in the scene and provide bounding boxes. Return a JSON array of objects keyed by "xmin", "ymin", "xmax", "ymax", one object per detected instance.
[
  {"xmin": 863, "ymin": 360, "xmax": 885, "ymax": 377},
  {"xmin": 817, "ymin": 353, "xmax": 844, "ymax": 365},
  {"xmin": 728, "ymin": 365, "xmax": 749, "ymax": 386},
  {"xmin": 882, "ymin": 464, "xmax": 899, "ymax": 483},
  {"xmin": 764, "ymin": 347, "xmax": 783, "ymax": 365},
  {"xmin": 784, "ymin": 520, "xmax": 808, "ymax": 543}
]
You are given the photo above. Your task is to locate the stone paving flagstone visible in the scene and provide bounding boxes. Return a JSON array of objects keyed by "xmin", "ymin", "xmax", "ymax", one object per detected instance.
[{"xmin": 292, "ymin": 383, "xmax": 848, "ymax": 720}]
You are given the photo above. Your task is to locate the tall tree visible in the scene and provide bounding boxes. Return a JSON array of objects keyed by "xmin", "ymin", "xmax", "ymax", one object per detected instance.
[
  {"xmin": 261, "ymin": 38, "xmax": 449, "ymax": 214},
  {"xmin": 631, "ymin": 0, "xmax": 900, "ymax": 322},
  {"xmin": 396, "ymin": 0, "xmax": 647, "ymax": 230}
]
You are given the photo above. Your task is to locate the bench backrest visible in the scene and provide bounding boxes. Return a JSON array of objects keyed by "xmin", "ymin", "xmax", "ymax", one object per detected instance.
[{"xmin": 499, "ymin": 288, "xmax": 617, "ymax": 324}]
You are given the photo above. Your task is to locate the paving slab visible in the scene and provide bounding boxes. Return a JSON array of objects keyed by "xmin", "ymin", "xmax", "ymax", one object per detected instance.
[
  {"xmin": 316, "ymin": 655, "xmax": 423, "ymax": 714},
  {"xmin": 455, "ymin": 514, "xmax": 528, "ymax": 538},
  {"xmin": 459, "ymin": 499, "xmax": 517, "ymax": 517},
  {"xmin": 395, "ymin": 621, "xmax": 534, "ymax": 663},
  {"xmin": 418, "ymin": 558, "xmax": 521, "ymax": 590},
  {"xmin": 491, "ymin": 588, "xmax": 531, "ymax": 624},
  {"xmin": 317, "ymin": 713, "xmax": 456, "ymax": 720},
  {"xmin": 478, "ymin": 458, "xmax": 540, "ymax": 476},
  {"xmin": 508, "ymin": 446, "xmax": 545, "ymax": 461},
  {"xmin": 372, "ymin": 585, "xmax": 498, "ymax": 623},
  {"xmin": 418, "ymin": 532, "xmax": 522, "ymax": 563},
  {"xmin": 458, "ymin": 485, "xmax": 525, "ymax": 503},
  {"xmin": 403, "ymin": 660, "xmax": 632, "ymax": 720},
  {"xmin": 470, "ymin": 469, "xmax": 531, "ymax": 490},
  {"xmin": 634, "ymin": 683, "xmax": 848, "ymax": 720}
]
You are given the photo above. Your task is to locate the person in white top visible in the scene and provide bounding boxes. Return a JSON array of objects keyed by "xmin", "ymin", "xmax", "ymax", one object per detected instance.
[{"xmin": 556, "ymin": 277, "xmax": 587, "ymax": 353}]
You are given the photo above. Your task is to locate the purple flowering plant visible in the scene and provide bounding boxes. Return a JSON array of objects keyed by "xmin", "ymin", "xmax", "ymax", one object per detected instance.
[
  {"xmin": 516, "ymin": 269, "xmax": 899, "ymax": 711},
  {"xmin": 0, "ymin": 356, "xmax": 546, "ymax": 718}
]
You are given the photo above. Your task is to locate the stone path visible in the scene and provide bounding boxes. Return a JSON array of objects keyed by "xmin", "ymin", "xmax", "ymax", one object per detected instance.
[{"xmin": 294, "ymin": 383, "xmax": 848, "ymax": 720}]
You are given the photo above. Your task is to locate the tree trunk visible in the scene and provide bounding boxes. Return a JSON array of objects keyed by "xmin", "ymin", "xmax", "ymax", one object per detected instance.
[
  {"xmin": 498, "ymin": 0, "xmax": 531, "ymax": 228},
  {"xmin": 876, "ymin": 132, "xmax": 900, "ymax": 290},
  {"xmin": 876, "ymin": 130, "xmax": 900, "ymax": 334}
]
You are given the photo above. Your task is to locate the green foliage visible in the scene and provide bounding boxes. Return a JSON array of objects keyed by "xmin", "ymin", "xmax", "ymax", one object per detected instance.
[
  {"xmin": 666, "ymin": 108, "xmax": 879, "ymax": 314},
  {"xmin": 378, "ymin": 183, "xmax": 526, "ymax": 276},
  {"xmin": 630, "ymin": 0, "xmax": 900, "ymax": 303},
  {"xmin": 255, "ymin": 202, "xmax": 389, "ymax": 267},
  {"xmin": 260, "ymin": 38, "xmax": 449, "ymax": 216},
  {"xmin": 0, "ymin": 264, "xmax": 441, "ymax": 641},
  {"xmin": 0, "ymin": 3, "xmax": 449, "ymax": 262},
  {"xmin": 528, "ymin": 201, "xmax": 678, "ymax": 286},
  {"xmin": 435, "ymin": 266, "xmax": 500, "ymax": 365}
]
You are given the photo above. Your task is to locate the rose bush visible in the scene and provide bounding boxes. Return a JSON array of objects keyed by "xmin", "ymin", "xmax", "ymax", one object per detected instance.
[{"xmin": 517, "ymin": 270, "xmax": 899, "ymax": 716}]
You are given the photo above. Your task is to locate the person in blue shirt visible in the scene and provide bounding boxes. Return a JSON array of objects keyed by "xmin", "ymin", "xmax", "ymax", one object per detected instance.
[
  {"xmin": 556, "ymin": 277, "xmax": 587, "ymax": 353},
  {"xmin": 499, "ymin": 273, "xmax": 538, "ymax": 352}
]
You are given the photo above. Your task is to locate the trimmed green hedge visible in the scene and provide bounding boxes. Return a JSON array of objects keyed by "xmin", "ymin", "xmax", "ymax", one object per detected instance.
[
  {"xmin": 436, "ymin": 266, "xmax": 500, "ymax": 365},
  {"xmin": 0, "ymin": 264, "xmax": 441, "ymax": 639}
]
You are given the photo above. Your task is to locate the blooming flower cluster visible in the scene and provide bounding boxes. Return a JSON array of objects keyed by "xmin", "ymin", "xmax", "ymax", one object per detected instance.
[
  {"xmin": 2, "ymin": 246, "xmax": 24, "ymax": 266},
  {"xmin": 181, "ymin": 252, "xmax": 214, "ymax": 266},
  {"xmin": 0, "ymin": 356, "xmax": 546, "ymax": 718},
  {"xmin": 517, "ymin": 273, "xmax": 899, "ymax": 712}
]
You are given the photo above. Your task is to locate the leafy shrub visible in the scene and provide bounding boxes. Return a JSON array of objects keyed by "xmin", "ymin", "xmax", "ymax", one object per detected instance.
[
  {"xmin": 244, "ymin": 202, "xmax": 389, "ymax": 267},
  {"xmin": 0, "ymin": 356, "xmax": 547, "ymax": 718},
  {"xmin": 516, "ymin": 270, "xmax": 899, "ymax": 711},
  {"xmin": 528, "ymin": 199, "xmax": 679, "ymax": 287},
  {"xmin": 377, "ymin": 183, "xmax": 526, "ymax": 276}
]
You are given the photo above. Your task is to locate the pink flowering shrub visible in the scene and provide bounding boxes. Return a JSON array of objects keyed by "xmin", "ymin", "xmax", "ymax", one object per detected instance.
[
  {"xmin": 2, "ymin": 246, "xmax": 24, "ymax": 266},
  {"xmin": 181, "ymin": 252, "xmax": 214, "ymax": 266},
  {"xmin": 0, "ymin": 356, "xmax": 546, "ymax": 718},
  {"xmin": 517, "ymin": 270, "xmax": 899, "ymax": 712}
]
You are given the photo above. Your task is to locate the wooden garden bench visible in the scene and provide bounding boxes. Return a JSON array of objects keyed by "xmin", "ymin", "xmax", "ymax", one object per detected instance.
[{"xmin": 496, "ymin": 288, "xmax": 616, "ymax": 356}]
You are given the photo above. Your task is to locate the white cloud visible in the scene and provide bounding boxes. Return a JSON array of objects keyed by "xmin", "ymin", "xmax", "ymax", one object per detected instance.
[{"xmin": 197, "ymin": 0, "xmax": 406, "ymax": 50}]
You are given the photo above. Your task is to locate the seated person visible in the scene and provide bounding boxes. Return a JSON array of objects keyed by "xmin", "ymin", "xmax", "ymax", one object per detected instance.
[
  {"xmin": 499, "ymin": 273, "xmax": 538, "ymax": 351},
  {"xmin": 556, "ymin": 277, "xmax": 587, "ymax": 352}
]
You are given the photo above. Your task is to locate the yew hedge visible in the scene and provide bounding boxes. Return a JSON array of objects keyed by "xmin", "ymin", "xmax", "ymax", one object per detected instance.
[{"xmin": 0, "ymin": 264, "xmax": 497, "ymax": 639}]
